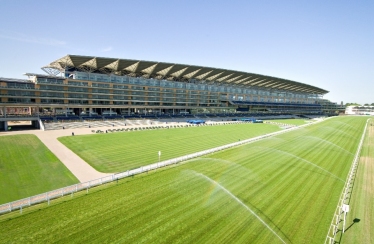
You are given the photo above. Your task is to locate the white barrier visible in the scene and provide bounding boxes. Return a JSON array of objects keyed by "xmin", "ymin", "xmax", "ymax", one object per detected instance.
[
  {"xmin": 324, "ymin": 118, "xmax": 369, "ymax": 243},
  {"xmin": 0, "ymin": 120, "xmax": 321, "ymax": 215}
]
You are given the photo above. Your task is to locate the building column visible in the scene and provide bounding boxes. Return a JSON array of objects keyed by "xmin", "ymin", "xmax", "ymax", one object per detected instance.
[
  {"xmin": 4, "ymin": 121, "xmax": 8, "ymax": 131},
  {"xmin": 89, "ymin": 107, "xmax": 93, "ymax": 117}
]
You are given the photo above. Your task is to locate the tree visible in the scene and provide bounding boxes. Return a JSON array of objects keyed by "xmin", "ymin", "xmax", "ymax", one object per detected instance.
[{"xmin": 345, "ymin": 102, "xmax": 361, "ymax": 106}]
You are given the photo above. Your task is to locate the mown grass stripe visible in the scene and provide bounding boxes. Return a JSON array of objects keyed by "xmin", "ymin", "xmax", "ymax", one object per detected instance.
[
  {"xmin": 0, "ymin": 116, "xmax": 369, "ymax": 243},
  {"xmin": 58, "ymin": 123, "xmax": 281, "ymax": 172}
]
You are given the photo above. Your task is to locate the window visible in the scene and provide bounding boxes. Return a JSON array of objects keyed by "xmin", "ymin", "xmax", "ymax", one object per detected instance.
[
  {"xmin": 68, "ymin": 81, "xmax": 88, "ymax": 87},
  {"xmin": 92, "ymin": 83, "xmax": 109, "ymax": 88}
]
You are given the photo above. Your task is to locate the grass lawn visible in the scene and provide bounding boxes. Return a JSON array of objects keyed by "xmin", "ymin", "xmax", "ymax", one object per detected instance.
[
  {"xmin": 0, "ymin": 116, "xmax": 368, "ymax": 243},
  {"xmin": 341, "ymin": 118, "xmax": 374, "ymax": 243},
  {"xmin": 0, "ymin": 134, "xmax": 79, "ymax": 204},
  {"xmin": 58, "ymin": 123, "xmax": 281, "ymax": 173}
]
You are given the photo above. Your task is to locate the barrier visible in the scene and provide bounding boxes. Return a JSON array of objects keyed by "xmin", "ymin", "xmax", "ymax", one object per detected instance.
[
  {"xmin": 324, "ymin": 118, "xmax": 369, "ymax": 243},
  {"xmin": 0, "ymin": 119, "xmax": 323, "ymax": 215}
]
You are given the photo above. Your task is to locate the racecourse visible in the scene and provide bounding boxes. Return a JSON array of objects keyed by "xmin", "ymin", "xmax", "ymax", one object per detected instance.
[{"xmin": 0, "ymin": 116, "xmax": 369, "ymax": 243}]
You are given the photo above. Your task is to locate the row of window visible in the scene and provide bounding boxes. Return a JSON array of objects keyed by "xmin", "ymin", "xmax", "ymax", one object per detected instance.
[
  {"xmin": 3, "ymin": 87, "xmax": 243, "ymax": 98},
  {"xmin": 5, "ymin": 80, "xmax": 316, "ymax": 100},
  {"xmin": 2, "ymin": 90, "xmax": 314, "ymax": 103},
  {"xmin": 42, "ymin": 73, "xmax": 320, "ymax": 99},
  {"xmin": 3, "ymin": 92, "xmax": 314, "ymax": 103},
  {"xmin": 6, "ymin": 98, "xmax": 325, "ymax": 108}
]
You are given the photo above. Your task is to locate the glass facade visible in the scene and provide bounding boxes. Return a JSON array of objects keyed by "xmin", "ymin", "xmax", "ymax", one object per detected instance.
[
  {"xmin": 0, "ymin": 72, "xmax": 326, "ymax": 115},
  {"xmin": 67, "ymin": 71, "xmax": 318, "ymax": 104}
]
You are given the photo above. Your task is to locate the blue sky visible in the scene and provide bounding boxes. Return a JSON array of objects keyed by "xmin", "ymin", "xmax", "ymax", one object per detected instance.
[{"xmin": 0, "ymin": 0, "xmax": 373, "ymax": 104}]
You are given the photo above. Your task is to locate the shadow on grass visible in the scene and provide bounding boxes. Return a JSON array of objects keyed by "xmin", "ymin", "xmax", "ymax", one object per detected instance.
[
  {"xmin": 344, "ymin": 218, "xmax": 360, "ymax": 233},
  {"xmin": 337, "ymin": 218, "xmax": 360, "ymax": 244}
]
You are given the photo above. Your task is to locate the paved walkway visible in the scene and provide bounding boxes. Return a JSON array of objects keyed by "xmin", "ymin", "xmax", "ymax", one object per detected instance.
[{"xmin": 0, "ymin": 127, "xmax": 112, "ymax": 182}]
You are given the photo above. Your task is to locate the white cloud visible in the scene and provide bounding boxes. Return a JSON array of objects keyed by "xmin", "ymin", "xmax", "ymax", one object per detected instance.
[
  {"xmin": 0, "ymin": 31, "xmax": 66, "ymax": 46},
  {"xmin": 101, "ymin": 46, "xmax": 113, "ymax": 52}
]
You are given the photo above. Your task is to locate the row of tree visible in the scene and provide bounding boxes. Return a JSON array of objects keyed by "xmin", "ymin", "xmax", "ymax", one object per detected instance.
[{"xmin": 345, "ymin": 103, "xmax": 374, "ymax": 106}]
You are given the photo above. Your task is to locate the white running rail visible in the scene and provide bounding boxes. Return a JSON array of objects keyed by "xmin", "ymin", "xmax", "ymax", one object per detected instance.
[{"xmin": 324, "ymin": 119, "xmax": 369, "ymax": 243}]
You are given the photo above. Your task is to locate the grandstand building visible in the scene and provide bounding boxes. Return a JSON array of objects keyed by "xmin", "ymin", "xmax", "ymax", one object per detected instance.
[{"xmin": 0, "ymin": 55, "xmax": 343, "ymax": 130}]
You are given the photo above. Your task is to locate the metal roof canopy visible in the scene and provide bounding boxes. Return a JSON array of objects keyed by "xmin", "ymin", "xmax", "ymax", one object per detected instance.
[
  {"xmin": 0, "ymin": 77, "xmax": 31, "ymax": 83},
  {"xmin": 42, "ymin": 55, "xmax": 328, "ymax": 95}
]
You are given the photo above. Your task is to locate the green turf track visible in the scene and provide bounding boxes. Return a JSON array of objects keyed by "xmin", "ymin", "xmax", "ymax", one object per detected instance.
[
  {"xmin": 0, "ymin": 116, "xmax": 368, "ymax": 243},
  {"xmin": 341, "ymin": 118, "xmax": 374, "ymax": 243},
  {"xmin": 0, "ymin": 134, "xmax": 79, "ymax": 204},
  {"xmin": 58, "ymin": 123, "xmax": 281, "ymax": 173}
]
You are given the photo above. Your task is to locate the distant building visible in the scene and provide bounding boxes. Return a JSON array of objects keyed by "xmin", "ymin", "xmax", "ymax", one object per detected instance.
[{"xmin": 345, "ymin": 106, "xmax": 374, "ymax": 115}]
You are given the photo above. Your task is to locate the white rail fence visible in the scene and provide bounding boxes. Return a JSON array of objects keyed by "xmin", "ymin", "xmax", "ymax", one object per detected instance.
[
  {"xmin": 324, "ymin": 118, "xmax": 369, "ymax": 244},
  {"xmin": 0, "ymin": 120, "xmax": 320, "ymax": 215}
]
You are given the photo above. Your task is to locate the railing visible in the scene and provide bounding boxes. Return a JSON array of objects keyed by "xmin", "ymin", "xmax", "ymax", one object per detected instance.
[
  {"xmin": 324, "ymin": 119, "xmax": 369, "ymax": 243},
  {"xmin": 0, "ymin": 119, "xmax": 323, "ymax": 215},
  {"xmin": 264, "ymin": 121, "xmax": 297, "ymax": 128}
]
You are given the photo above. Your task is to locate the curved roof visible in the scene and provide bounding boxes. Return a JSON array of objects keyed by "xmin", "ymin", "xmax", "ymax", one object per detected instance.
[{"xmin": 43, "ymin": 55, "xmax": 328, "ymax": 94}]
